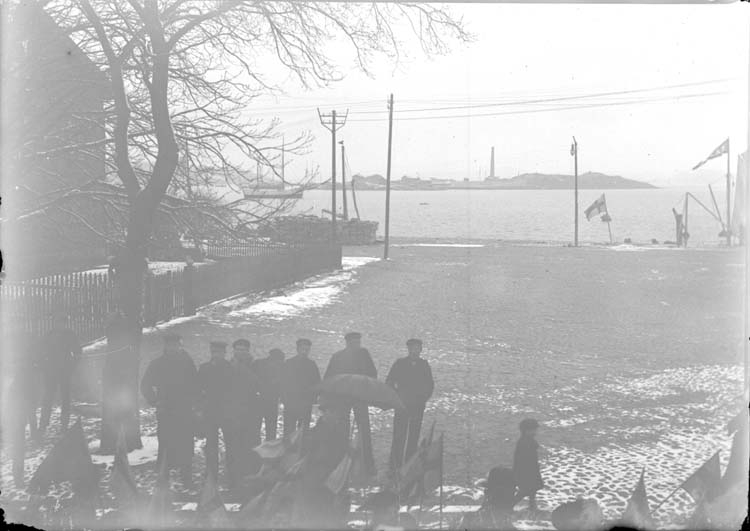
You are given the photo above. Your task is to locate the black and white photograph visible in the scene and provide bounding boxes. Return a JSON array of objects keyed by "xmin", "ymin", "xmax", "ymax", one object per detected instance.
[{"xmin": 0, "ymin": 0, "xmax": 748, "ymax": 529}]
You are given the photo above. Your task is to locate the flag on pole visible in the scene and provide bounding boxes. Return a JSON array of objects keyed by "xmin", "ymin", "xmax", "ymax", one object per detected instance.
[
  {"xmin": 584, "ymin": 194, "xmax": 608, "ymax": 221},
  {"xmin": 693, "ymin": 138, "xmax": 729, "ymax": 170},
  {"xmin": 110, "ymin": 427, "xmax": 139, "ymax": 508},
  {"xmin": 620, "ymin": 468, "xmax": 655, "ymax": 530},
  {"xmin": 680, "ymin": 451, "xmax": 722, "ymax": 503}
]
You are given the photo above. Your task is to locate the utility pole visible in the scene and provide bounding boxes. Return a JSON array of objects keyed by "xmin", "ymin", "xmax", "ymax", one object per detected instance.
[
  {"xmin": 318, "ymin": 108, "xmax": 348, "ymax": 242},
  {"xmin": 571, "ymin": 137, "xmax": 579, "ymax": 247},
  {"xmin": 726, "ymin": 138, "xmax": 732, "ymax": 247},
  {"xmin": 340, "ymin": 140, "xmax": 349, "ymax": 220},
  {"xmin": 281, "ymin": 135, "xmax": 285, "ymax": 185},
  {"xmin": 384, "ymin": 94, "xmax": 394, "ymax": 260}
]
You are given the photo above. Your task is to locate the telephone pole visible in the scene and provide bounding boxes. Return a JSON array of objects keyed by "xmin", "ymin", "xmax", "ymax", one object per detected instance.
[
  {"xmin": 340, "ymin": 140, "xmax": 349, "ymax": 220},
  {"xmin": 384, "ymin": 94, "xmax": 394, "ymax": 260},
  {"xmin": 726, "ymin": 138, "xmax": 732, "ymax": 247},
  {"xmin": 571, "ymin": 137, "xmax": 579, "ymax": 247},
  {"xmin": 318, "ymin": 108, "xmax": 348, "ymax": 242}
]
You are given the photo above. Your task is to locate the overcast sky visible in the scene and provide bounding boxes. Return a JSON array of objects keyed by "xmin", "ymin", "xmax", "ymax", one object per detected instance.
[{"xmin": 249, "ymin": 3, "xmax": 748, "ymax": 187}]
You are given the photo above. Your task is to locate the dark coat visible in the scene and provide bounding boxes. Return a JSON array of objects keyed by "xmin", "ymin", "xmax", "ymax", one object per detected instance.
[
  {"xmin": 324, "ymin": 347, "xmax": 377, "ymax": 380},
  {"xmin": 226, "ymin": 358, "xmax": 262, "ymax": 421},
  {"xmin": 512, "ymin": 434, "xmax": 544, "ymax": 494},
  {"xmin": 282, "ymin": 355, "xmax": 321, "ymax": 407},
  {"xmin": 252, "ymin": 357, "xmax": 285, "ymax": 404},
  {"xmin": 385, "ymin": 356, "xmax": 434, "ymax": 412},
  {"xmin": 40, "ymin": 328, "xmax": 81, "ymax": 374},
  {"xmin": 197, "ymin": 358, "xmax": 235, "ymax": 421},
  {"xmin": 140, "ymin": 349, "xmax": 198, "ymax": 467}
]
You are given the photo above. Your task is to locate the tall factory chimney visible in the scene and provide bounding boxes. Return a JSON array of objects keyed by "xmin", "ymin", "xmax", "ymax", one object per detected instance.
[{"xmin": 490, "ymin": 146, "xmax": 495, "ymax": 179}]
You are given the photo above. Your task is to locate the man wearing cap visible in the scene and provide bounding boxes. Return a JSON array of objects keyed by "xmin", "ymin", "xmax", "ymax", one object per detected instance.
[
  {"xmin": 39, "ymin": 311, "xmax": 82, "ymax": 434},
  {"xmin": 251, "ymin": 348, "xmax": 285, "ymax": 441},
  {"xmin": 282, "ymin": 339, "xmax": 321, "ymax": 437},
  {"xmin": 141, "ymin": 333, "xmax": 198, "ymax": 486},
  {"xmin": 227, "ymin": 338, "xmax": 262, "ymax": 477},
  {"xmin": 197, "ymin": 340, "xmax": 236, "ymax": 483},
  {"xmin": 386, "ymin": 338, "xmax": 434, "ymax": 470},
  {"xmin": 324, "ymin": 332, "xmax": 378, "ymax": 474}
]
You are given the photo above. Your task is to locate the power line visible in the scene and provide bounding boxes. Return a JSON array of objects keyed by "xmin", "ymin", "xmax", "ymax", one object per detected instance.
[
  {"xmin": 351, "ymin": 79, "xmax": 732, "ymax": 115},
  {"xmin": 346, "ymin": 90, "xmax": 727, "ymax": 122}
]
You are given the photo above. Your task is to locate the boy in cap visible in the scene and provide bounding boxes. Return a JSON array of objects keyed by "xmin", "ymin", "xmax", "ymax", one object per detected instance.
[
  {"xmin": 513, "ymin": 418, "xmax": 545, "ymax": 513},
  {"xmin": 252, "ymin": 348, "xmax": 285, "ymax": 441},
  {"xmin": 141, "ymin": 333, "xmax": 198, "ymax": 486},
  {"xmin": 282, "ymin": 338, "xmax": 321, "ymax": 437},
  {"xmin": 386, "ymin": 338, "xmax": 434, "ymax": 470},
  {"xmin": 197, "ymin": 340, "xmax": 236, "ymax": 483},
  {"xmin": 227, "ymin": 338, "xmax": 262, "ymax": 478},
  {"xmin": 324, "ymin": 332, "xmax": 377, "ymax": 474}
]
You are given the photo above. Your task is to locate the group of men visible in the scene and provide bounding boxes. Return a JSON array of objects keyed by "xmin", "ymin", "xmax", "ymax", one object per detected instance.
[{"xmin": 140, "ymin": 331, "xmax": 435, "ymax": 489}]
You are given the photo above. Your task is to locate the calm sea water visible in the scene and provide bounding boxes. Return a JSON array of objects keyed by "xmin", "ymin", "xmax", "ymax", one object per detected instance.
[{"xmin": 294, "ymin": 187, "xmax": 730, "ymax": 245}]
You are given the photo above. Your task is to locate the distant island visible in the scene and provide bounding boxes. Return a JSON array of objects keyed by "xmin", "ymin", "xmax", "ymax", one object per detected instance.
[{"xmin": 319, "ymin": 172, "xmax": 656, "ymax": 191}]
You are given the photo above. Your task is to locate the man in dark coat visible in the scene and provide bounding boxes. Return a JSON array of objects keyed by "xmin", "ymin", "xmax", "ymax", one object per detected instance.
[
  {"xmin": 227, "ymin": 338, "xmax": 262, "ymax": 478},
  {"xmin": 282, "ymin": 338, "xmax": 321, "ymax": 438},
  {"xmin": 324, "ymin": 332, "xmax": 377, "ymax": 474},
  {"xmin": 252, "ymin": 348, "xmax": 285, "ymax": 441},
  {"xmin": 386, "ymin": 338, "xmax": 434, "ymax": 470},
  {"xmin": 39, "ymin": 312, "xmax": 82, "ymax": 434},
  {"xmin": 197, "ymin": 341, "xmax": 236, "ymax": 485},
  {"xmin": 513, "ymin": 418, "xmax": 544, "ymax": 513},
  {"xmin": 140, "ymin": 333, "xmax": 198, "ymax": 486},
  {"xmin": 100, "ymin": 311, "xmax": 142, "ymax": 452}
]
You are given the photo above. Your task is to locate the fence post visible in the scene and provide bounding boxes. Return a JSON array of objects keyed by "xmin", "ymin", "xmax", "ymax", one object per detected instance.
[{"xmin": 183, "ymin": 261, "xmax": 196, "ymax": 316}]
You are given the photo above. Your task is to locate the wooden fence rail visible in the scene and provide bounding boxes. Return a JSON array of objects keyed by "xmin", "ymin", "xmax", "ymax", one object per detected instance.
[{"xmin": 1, "ymin": 242, "xmax": 342, "ymax": 345}]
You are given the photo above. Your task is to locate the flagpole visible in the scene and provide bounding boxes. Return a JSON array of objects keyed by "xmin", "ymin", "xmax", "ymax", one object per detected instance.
[
  {"xmin": 573, "ymin": 137, "xmax": 579, "ymax": 247},
  {"xmin": 653, "ymin": 483, "xmax": 683, "ymax": 513},
  {"xmin": 727, "ymin": 140, "xmax": 732, "ymax": 247},
  {"xmin": 607, "ymin": 221, "xmax": 613, "ymax": 244}
]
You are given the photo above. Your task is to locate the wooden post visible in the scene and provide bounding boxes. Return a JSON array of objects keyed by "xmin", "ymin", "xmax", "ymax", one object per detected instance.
[
  {"xmin": 727, "ymin": 140, "xmax": 732, "ymax": 247},
  {"xmin": 340, "ymin": 140, "xmax": 348, "ymax": 220},
  {"xmin": 332, "ymin": 110, "xmax": 338, "ymax": 242},
  {"xmin": 384, "ymin": 94, "xmax": 394, "ymax": 260},
  {"xmin": 572, "ymin": 137, "xmax": 579, "ymax": 247},
  {"xmin": 684, "ymin": 193, "xmax": 690, "ymax": 247}
]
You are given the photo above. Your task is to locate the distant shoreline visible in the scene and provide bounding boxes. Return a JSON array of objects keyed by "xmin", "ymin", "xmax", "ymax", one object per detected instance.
[{"xmin": 315, "ymin": 185, "xmax": 658, "ymax": 191}]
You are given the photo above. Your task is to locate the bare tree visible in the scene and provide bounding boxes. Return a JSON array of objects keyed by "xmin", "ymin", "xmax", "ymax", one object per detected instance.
[{"xmin": 31, "ymin": 0, "xmax": 469, "ymax": 446}]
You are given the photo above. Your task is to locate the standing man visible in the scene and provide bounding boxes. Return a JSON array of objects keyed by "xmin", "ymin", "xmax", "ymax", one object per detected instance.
[
  {"xmin": 282, "ymin": 338, "xmax": 321, "ymax": 438},
  {"xmin": 227, "ymin": 338, "xmax": 262, "ymax": 478},
  {"xmin": 197, "ymin": 341, "xmax": 235, "ymax": 485},
  {"xmin": 386, "ymin": 338, "xmax": 434, "ymax": 470},
  {"xmin": 140, "ymin": 333, "xmax": 198, "ymax": 487},
  {"xmin": 252, "ymin": 348, "xmax": 285, "ymax": 441},
  {"xmin": 324, "ymin": 332, "xmax": 377, "ymax": 475},
  {"xmin": 39, "ymin": 311, "xmax": 82, "ymax": 434}
]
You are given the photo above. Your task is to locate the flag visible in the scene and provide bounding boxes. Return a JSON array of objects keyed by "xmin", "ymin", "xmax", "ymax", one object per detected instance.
[
  {"xmin": 681, "ymin": 451, "xmax": 721, "ymax": 503},
  {"xmin": 584, "ymin": 194, "xmax": 608, "ymax": 221},
  {"xmin": 110, "ymin": 427, "xmax": 139, "ymax": 508},
  {"xmin": 693, "ymin": 138, "xmax": 729, "ymax": 170},
  {"xmin": 29, "ymin": 420, "xmax": 99, "ymax": 496},
  {"xmin": 570, "ymin": 142, "xmax": 577, "ymax": 157},
  {"xmin": 325, "ymin": 453, "xmax": 353, "ymax": 494},
  {"xmin": 620, "ymin": 468, "xmax": 655, "ymax": 530}
]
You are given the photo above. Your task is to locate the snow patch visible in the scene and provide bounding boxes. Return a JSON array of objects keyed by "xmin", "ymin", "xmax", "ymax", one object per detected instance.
[
  {"xmin": 89, "ymin": 436, "xmax": 159, "ymax": 467},
  {"xmin": 229, "ymin": 256, "xmax": 377, "ymax": 320}
]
